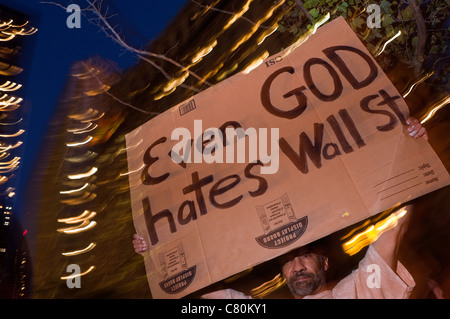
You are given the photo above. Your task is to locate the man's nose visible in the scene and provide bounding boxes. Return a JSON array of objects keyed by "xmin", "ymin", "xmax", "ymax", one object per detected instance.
[{"xmin": 292, "ymin": 256, "xmax": 306, "ymax": 272}]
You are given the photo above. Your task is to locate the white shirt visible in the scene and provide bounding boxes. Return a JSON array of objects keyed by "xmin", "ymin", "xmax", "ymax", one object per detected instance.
[{"xmin": 201, "ymin": 245, "xmax": 415, "ymax": 299}]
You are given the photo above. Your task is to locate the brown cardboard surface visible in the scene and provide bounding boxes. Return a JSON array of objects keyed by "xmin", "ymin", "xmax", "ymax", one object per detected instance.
[{"xmin": 125, "ymin": 17, "xmax": 450, "ymax": 298}]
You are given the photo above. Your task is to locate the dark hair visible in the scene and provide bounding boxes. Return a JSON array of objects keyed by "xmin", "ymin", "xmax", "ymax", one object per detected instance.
[{"xmin": 275, "ymin": 241, "xmax": 326, "ymax": 269}]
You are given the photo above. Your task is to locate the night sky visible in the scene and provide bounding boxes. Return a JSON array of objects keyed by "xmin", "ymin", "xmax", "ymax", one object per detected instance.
[{"xmin": 0, "ymin": 0, "xmax": 189, "ymax": 222}]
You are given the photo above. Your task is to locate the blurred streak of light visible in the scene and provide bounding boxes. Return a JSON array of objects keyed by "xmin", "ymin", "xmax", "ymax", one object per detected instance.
[
  {"xmin": 0, "ymin": 33, "xmax": 15, "ymax": 41},
  {"xmin": 216, "ymin": 63, "xmax": 238, "ymax": 81},
  {"xmin": 81, "ymin": 111, "xmax": 104, "ymax": 123},
  {"xmin": 67, "ymin": 122, "xmax": 92, "ymax": 133},
  {"xmin": 0, "ymin": 62, "xmax": 22, "ymax": 76},
  {"xmin": 0, "ymin": 167, "xmax": 18, "ymax": 174},
  {"xmin": 224, "ymin": 268, "xmax": 254, "ymax": 283},
  {"xmin": 120, "ymin": 163, "xmax": 145, "ymax": 177},
  {"xmin": 0, "ymin": 129, "xmax": 24, "ymax": 137},
  {"xmin": 0, "ymin": 152, "xmax": 9, "ymax": 160},
  {"xmin": 154, "ymin": 86, "xmax": 176, "ymax": 100},
  {"xmin": 191, "ymin": 40, "xmax": 218, "ymax": 63},
  {"xmin": 0, "ymin": 19, "xmax": 13, "ymax": 28},
  {"xmin": 128, "ymin": 82, "xmax": 151, "ymax": 98},
  {"xmin": 60, "ymin": 266, "xmax": 95, "ymax": 280},
  {"xmin": 97, "ymin": 174, "xmax": 121, "ymax": 186},
  {"xmin": 66, "ymin": 136, "xmax": 93, "ymax": 147},
  {"xmin": 0, "ymin": 93, "xmax": 15, "ymax": 100},
  {"xmin": 191, "ymin": 0, "xmax": 221, "ymax": 20},
  {"xmin": 0, "ymin": 95, "xmax": 23, "ymax": 106},
  {"xmin": 60, "ymin": 192, "xmax": 97, "ymax": 205},
  {"xmin": 250, "ymin": 273, "xmax": 286, "ymax": 298},
  {"xmin": 72, "ymin": 123, "xmax": 98, "ymax": 134},
  {"xmin": 84, "ymin": 84, "xmax": 111, "ymax": 96},
  {"xmin": 230, "ymin": 0, "xmax": 285, "ymax": 52},
  {"xmin": 65, "ymin": 151, "xmax": 97, "ymax": 163},
  {"xmin": 257, "ymin": 24, "xmax": 278, "ymax": 45},
  {"xmin": 0, "ymin": 176, "xmax": 8, "ymax": 185},
  {"xmin": 243, "ymin": 51, "xmax": 269, "ymax": 74},
  {"xmin": 57, "ymin": 220, "xmax": 97, "ymax": 234},
  {"xmin": 0, "ymin": 81, "xmax": 22, "ymax": 91},
  {"xmin": 20, "ymin": 27, "xmax": 38, "ymax": 35},
  {"xmin": 0, "ymin": 156, "xmax": 20, "ymax": 165},
  {"xmin": 0, "ymin": 118, "xmax": 23, "ymax": 125},
  {"xmin": 0, "ymin": 141, "xmax": 23, "ymax": 151},
  {"xmin": 402, "ymin": 72, "xmax": 434, "ymax": 98},
  {"xmin": 59, "ymin": 183, "xmax": 90, "ymax": 194},
  {"xmin": 57, "ymin": 210, "xmax": 96, "ymax": 224},
  {"xmin": 340, "ymin": 219, "xmax": 372, "ymax": 241},
  {"xmin": 72, "ymin": 67, "xmax": 101, "ymax": 79},
  {"xmin": 281, "ymin": 12, "xmax": 330, "ymax": 59},
  {"xmin": 162, "ymin": 71, "xmax": 189, "ymax": 94},
  {"xmin": 375, "ymin": 30, "xmax": 402, "ymax": 57},
  {"xmin": 0, "ymin": 161, "xmax": 20, "ymax": 173},
  {"xmin": 200, "ymin": 62, "xmax": 224, "ymax": 83},
  {"xmin": 68, "ymin": 108, "xmax": 98, "ymax": 121},
  {"xmin": 68, "ymin": 167, "xmax": 98, "ymax": 180},
  {"xmin": 62, "ymin": 243, "xmax": 96, "ymax": 256},
  {"xmin": 342, "ymin": 207, "xmax": 407, "ymax": 256},
  {"xmin": 222, "ymin": 0, "xmax": 254, "ymax": 30},
  {"xmin": 2, "ymin": 27, "xmax": 37, "ymax": 36},
  {"xmin": 0, "ymin": 102, "xmax": 21, "ymax": 112},
  {"xmin": 10, "ymin": 20, "xmax": 29, "ymax": 28},
  {"xmin": 420, "ymin": 96, "xmax": 450, "ymax": 124}
]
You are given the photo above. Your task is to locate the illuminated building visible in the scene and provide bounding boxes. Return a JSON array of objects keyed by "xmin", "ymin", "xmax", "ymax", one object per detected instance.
[
  {"xmin": 0, "ymin": 4, "xmax": 36, "ymax": 299},
  {"xmin": 27, "ymin": 0, "xmax": 449, "ymax": 299}
]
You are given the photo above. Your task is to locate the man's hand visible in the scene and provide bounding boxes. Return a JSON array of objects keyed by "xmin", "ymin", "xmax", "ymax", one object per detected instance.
[
  {"xmin": 406, "ymin": 117, "xmax": 428, "ymax": 140},
  {"xmin": 133, "ymin": 234, "xmax": 147, "ymax": 254}
]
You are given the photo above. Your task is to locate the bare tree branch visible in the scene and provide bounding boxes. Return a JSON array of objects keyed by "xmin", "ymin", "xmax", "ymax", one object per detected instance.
[
  {"xmin": 41, "ymin": 1, "xmax": 91, "ymax": 11},
  {"xmin": 85, "ymin": 0, "xmax": 211, "ymax": 86},
  {"xmin": 293, "ymin": 0, "xmax": 314, "ymax": 24},
  {"xmin": 41, "ymin": 0, "xmax": 211, "ymax": 94},
  {"xmin": 409, "ymin": 0, "xmax": 426, "ymax": 73}
]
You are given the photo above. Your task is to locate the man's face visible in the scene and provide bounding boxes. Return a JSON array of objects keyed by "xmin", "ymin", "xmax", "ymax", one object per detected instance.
[{"xmin": 281, "ymin": 252, "xmax": 328, "ymax": 298}]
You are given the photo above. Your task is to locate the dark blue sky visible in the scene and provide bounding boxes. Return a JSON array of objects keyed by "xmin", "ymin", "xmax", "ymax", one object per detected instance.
[{"xmin": 0, "ymin": 0, "xmax": 188, "ymax": 221}]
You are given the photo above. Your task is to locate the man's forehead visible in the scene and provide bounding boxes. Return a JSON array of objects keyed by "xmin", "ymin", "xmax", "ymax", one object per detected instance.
[
  {"xmin": 277, "ymin": 245, "xmax": 321, "ymax": 265},
  {"xmin": 287, "ymin": 246, "xmax": 312, "ymax": 257}
]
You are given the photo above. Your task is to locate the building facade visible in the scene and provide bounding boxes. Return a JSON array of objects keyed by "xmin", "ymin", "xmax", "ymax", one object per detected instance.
[{"xmin": 0, "ymin": 4, "xmax": 37, "ymax": 299}]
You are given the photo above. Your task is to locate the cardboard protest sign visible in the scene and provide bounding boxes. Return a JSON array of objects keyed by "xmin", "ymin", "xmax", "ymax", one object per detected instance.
[{"xmin": 125, "ymin": 17, "xmax": 450, "ymax": 298}]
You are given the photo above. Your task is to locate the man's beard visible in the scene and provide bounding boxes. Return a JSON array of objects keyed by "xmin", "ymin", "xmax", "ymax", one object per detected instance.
[{"xmin": 286, "ymin": 270, "xmax": 326, "ymax": 297}]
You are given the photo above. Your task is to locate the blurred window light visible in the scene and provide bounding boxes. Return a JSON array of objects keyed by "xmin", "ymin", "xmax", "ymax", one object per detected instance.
[
  {"xmin": 59, "ymin": 183, "xmax": 90, "ymax": 194},
  {"xmin": 68, "ymin": 167, "xmax": 98, "ymax": 180},
  {"xmin": 66, "ymin": 136, "xmax": 93, "ymax": 147},
  {"xmin": 60, "ymin": 265, "xmax": 95, "ymax": 280},
  {"xmin": 62, "ymin": 243, "xmax": 96, "ymax": 256}
]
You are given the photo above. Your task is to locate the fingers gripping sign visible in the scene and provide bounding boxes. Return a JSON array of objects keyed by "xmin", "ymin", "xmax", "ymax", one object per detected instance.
[
  {"xmin": 133, "ymin": 234, "xmax": 147, "ymax": 254},
  {"xmin": 406, "ymin": 117, "xmax": 428, "ymax": 140}
]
